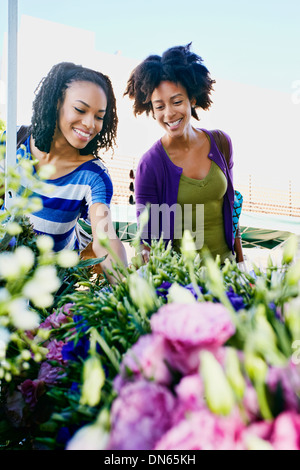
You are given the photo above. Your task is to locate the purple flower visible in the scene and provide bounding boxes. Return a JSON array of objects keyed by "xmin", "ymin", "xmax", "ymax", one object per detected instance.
[
  {"xmin": 156, "ymin": 282, "xmax": 202, "ymax": 301},
  {"xmin": 150, "ymin": 302, "xmax": 235, "ymax": 374},
  {"xmin": 226, "ymin": 286, "xmax": 245, "ymax": 311},
  {"xmin": 156, "ymin": 281, "xmax": 172, "ymax": 300},
  {"xmin": 38, "ymin": 362, "xmax": 65, "ymax": 385},
  {"xmin": 184, "ymin": 283, "xmax": 202, "ymax": 299},
  {"xmin": 107, "ymin": 380, "xmax": 176, "ymax": 450},
  {"xmin": 62, "ymin": 336, "xmax": 90, "ymax": 362},
  {"xmin": 8, "ymin": 236, "xmax": 16, "ymax": 248}
]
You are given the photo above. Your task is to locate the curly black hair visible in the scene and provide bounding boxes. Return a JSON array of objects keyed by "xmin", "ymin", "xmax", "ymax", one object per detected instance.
[
  {"xmin": 30, "ymin": 62, "xmax": 118, "ymax": 156},
  {"xmin": 124, "ymin": 43, "xmax": 215, "ymax": 120}
]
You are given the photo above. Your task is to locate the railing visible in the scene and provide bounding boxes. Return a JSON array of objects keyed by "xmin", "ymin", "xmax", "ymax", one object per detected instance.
[
  {"xmin": 106, "ymin": 158, "xmax": 300, "ymax": 219},
  {"xmin": 236, "ymin": 175, "xmax": 300, "ymax": 218}
]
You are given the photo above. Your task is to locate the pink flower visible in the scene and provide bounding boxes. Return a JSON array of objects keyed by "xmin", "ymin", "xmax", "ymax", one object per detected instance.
[
  {"xmin": 46, "ymin": 339, "xmax": 66, "ymax": 363},
  {"xmin": 242, "ymin": 381, "xmax": 260, "ymax": 421},
  {"xmin": 155, "ymin": 408, "xmax": 244, "ymax": 450},
  {"xmin": 107, "ymin": 380, "xmax": 176, "ymax": 450},
  {"xmin": 271, "ymin": 411, "xmax": 300, "ymax": 450},
  {"xmin": 150, "ymin": 302, "xmax": 235, "ymax": 374},
  {"xmin": 114, "ymin": 334, "xmax": 173, "ymax": 392},
  {"xmin": 239, "ymin": 412, "xmax": 300, "ymax": 450},
  {"xmin": 172, "ymin": 374, "xmax": 205, "ymax": 424},
  {"xmin": 39, "ymin": 303, "xmax": 74, "ymax": 330}
]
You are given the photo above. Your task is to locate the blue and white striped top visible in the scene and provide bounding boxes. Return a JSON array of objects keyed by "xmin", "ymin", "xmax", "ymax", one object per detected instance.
[{"xmin": 1, "ymin": 134, "xmax": 113, "ymax": 251}]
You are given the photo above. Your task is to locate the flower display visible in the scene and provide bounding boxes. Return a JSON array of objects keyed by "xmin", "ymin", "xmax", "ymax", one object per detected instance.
[{"xmin": 0, "ymin": 162, "xmax": 299, "ymax": 451}]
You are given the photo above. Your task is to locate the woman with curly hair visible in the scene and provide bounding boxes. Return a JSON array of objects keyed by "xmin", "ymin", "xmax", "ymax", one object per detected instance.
[
  {"xmin": 124, "ymin": 43, "xmax": 243, "ymax": 264},
  {"xmin": 2, "ymin": 62, "xmax": 127, "ymax": 283}
]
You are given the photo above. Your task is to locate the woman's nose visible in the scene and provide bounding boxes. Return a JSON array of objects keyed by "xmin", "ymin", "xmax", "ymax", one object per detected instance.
[
  {"xmin": 82, "ymin": 113, "xmax": 95, "ymax": 130},
  {"xmin": 164, "ymin": 104, "xmax": 175, "ymax": 119}
]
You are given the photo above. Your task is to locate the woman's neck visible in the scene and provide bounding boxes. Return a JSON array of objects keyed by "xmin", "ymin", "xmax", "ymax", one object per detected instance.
[{"xmin": 162, "ymin": 125, "xmax": 198, "ymax": 153}]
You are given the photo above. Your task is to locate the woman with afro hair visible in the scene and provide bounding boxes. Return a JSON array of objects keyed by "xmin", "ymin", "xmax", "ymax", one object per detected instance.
[
  {"xmin": 124, "ymin": 43, "xmax": 243, "ymax": 264},
  {"xmin": 2, "ymin": 62, "xmax": 127, "ymax": 283}
]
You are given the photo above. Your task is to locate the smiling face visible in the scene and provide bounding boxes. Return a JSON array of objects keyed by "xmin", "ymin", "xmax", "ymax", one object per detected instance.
[
  {"xmin": 55, "ymin": 80, "xmax": 107, "ymax": 150},
  {"xmin": 151, "ymin": 81, "xmax": 195, "ymax": 139}
]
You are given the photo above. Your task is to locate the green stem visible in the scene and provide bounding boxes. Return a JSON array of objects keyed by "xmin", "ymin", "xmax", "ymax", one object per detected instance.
[
  {"xmin": 91, "ymin": 329, "xmax": 120, "ymax": 373},
  {"xmin": 255, "ymin": 380, "xmax": 273, "ymax": 421}
]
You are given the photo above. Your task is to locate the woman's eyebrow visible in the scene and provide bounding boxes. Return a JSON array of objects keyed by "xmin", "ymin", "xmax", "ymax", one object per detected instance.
[
  {"xmin": 152, "ymin": 93, "xmax": 184, "ymax": 103},
  {"xmin": 75, "ymin": 100, "xmax": 106, "ymax": 112}
]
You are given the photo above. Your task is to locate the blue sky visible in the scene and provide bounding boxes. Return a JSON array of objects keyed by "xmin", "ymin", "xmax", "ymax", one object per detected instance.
[{"xmin": 0, "ymin": 0, "xmax": 299, "ymax": 94}]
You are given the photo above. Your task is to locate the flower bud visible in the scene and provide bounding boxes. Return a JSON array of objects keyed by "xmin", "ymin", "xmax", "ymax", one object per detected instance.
[
  {"xmin": 200, "ymin": 350, "xmax": 235, "ymax": 416},
  {"xmin": 167, "ymin": 282, "xmax": 196, "ymax": 304},
  {"xmin": 225, "ymin": 347, "xmax": 246, "ymax": 400},
  {"xmin": 80, "ymin": 355, "xmax": 105, "ymax": 407},
  {"xmin": 129, "ymin": 272, "xmax": 157, "ymax": 313},
  {"xmin": 244, "ymin": 352, "xmax": 268, "ymax": 383},
  {"xmin": 282, "ymin": 234, "xmax": 298, "ymax": 264},
  {"xmin": 285, "ymin": 260, "xmax": 300, "ymax": 286},
  {"xmin": 181, "ymin": 230, "xmax": 196, "ymax": 260}
]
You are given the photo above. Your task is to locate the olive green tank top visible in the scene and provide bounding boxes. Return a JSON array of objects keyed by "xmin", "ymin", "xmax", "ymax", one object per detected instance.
[{"xmin": 173, "ymin": 160, "xmax": 233, "ymax": 263}]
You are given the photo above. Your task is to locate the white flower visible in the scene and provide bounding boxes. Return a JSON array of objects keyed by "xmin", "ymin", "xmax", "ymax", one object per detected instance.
[
  {"xmin": 14, "ymin": 246, "xmax": 35, "ymax": 272},
  {"xmin": 33, "ymin": 266, "xmax": 61, "ymax": 292},
  {"xmin": 27, "ymin": 197, "xmax": 43, "ymax": 212},
  {"xmin": 6, "ymin": 222, "xmax": 22, "ymax": 236},
  {"xmin": 66, "ymin": 410, "xmax": 110, "ymax": 451},
  {"xmin": 66, "ymin": 421, "xmax": 109, "ymax": 451},
  {"xmin": 0, "ymin": 288, "xmax": 10, "ymax": 303},
  {"xmin": 0, "ymin": 253, "xmax": 21, "ymax": 280},
  {"xmin": 22, "ymin": 265, "xmax": 60, "ymax": 308},
  {"xmin": 27, "ymin": 290, "xmax": 54, "ymax": 309},
  {"xmin": 56, "ymin": 249, "xmax": 79, "ymax": 268},
  {"xmin": 36, "ymin": 235, "xmax": 54, "ymax": 253},
  {"xmin": 8, "ymin": 298, "xmax": 40, "ymax": 330},
  {"xmin": 37, "ymin": 164, "xmax": 56, "ymax": 180}
]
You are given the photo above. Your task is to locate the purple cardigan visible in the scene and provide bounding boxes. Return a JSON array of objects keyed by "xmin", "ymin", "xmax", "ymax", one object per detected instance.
[{"xmin": 135, "ymin": 128, "xmax": 235, "ymax": 253}]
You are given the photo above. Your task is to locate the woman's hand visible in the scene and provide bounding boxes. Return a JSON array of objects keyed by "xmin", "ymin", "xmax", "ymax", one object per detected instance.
[{"xmin": 90, "ymin": 203, "xmax": 128, "ymax": 284}]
